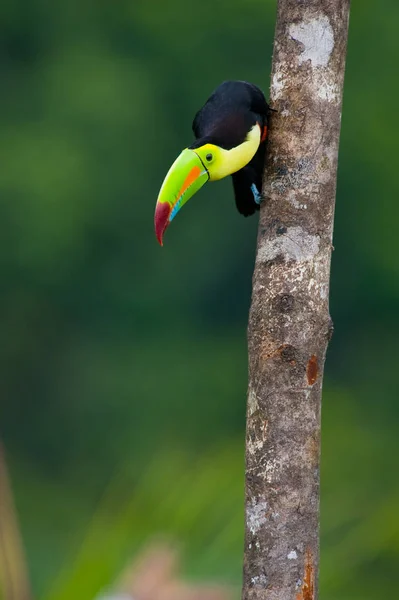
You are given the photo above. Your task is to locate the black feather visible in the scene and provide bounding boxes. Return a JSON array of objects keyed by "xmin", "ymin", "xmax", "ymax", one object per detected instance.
[
  {"xmin": 191, "ymin": 80, "xmax": 271, "ymax": 216},
  {"xmin": 232, "ymin": 142, "xmax": 266, "ymax": 216},
  {"xmin": 192, "ymin": 80, "xmax": 269, "ymax": 140}
]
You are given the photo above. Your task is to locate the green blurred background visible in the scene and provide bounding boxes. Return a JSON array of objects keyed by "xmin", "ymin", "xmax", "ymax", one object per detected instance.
[{"xmin": 1, "ymin": 0, "xmax": 398, "ymax": 598}]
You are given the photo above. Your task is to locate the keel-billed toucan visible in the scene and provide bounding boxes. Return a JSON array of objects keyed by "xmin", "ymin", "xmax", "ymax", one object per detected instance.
[{"xmin": 154, "ymin": 80, "xmax": 272, "ymax": 245}]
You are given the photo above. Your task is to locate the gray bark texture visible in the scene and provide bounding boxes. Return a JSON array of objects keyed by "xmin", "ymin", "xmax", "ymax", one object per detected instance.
[{"xmin": 242, "ymin": 1, "xmax": 350, "ymax": 599}]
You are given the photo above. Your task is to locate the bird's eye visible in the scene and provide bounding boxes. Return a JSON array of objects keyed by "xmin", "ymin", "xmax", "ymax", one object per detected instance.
[{"xmin": 205, "ymin": 153, "xmax": 213, "ymax": 162}]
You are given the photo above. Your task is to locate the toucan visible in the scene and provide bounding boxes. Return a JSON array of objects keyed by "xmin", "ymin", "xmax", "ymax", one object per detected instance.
[{"xmin": 154, "ymin": 80, "xmax": 272, "ymax": 245}]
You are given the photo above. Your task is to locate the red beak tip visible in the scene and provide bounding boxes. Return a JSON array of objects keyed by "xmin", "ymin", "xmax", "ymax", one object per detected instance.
[{"xmin": 154, "ymin": 202, "xmax": 171, "ymax": 247}]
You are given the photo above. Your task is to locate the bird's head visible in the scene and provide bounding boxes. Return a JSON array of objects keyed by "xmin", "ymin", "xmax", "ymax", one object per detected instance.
[{"xmin": 154, "ymin": 121, "xmax": 262, "ymax": 245}]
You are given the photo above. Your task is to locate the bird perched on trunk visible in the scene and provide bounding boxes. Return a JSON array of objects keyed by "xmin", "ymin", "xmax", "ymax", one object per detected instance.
[{"xmin": 154, "ymin": 80, "xmax": 272, "ymax": 245}]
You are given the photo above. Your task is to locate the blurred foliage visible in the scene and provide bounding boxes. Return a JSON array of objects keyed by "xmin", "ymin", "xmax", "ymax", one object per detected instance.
[{"xmin": 0, "ymin": 0, "xmax": 398, "ymax": 598}]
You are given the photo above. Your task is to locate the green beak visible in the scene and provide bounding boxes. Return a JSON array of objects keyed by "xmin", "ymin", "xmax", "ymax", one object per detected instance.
[{"xmin": 154, "ymin": 148, "xmax": 209, "ymax": 245}]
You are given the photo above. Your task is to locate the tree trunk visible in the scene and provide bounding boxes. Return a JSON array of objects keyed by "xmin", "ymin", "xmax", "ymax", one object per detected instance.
[{"xmin": 242, "ymin": 1, "xmax": 350, "ymax": 599}]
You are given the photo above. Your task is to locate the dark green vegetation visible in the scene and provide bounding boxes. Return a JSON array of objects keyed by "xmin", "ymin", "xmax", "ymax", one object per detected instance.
[{"xmin": 1, "ymin": 1, "xmax": 398, "ymax": 598}]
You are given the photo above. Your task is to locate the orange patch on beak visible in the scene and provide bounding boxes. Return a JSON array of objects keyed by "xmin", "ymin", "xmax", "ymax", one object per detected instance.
[{"xmin": 176, "ymin": 165, "xmax": 202, "ymax": 201}]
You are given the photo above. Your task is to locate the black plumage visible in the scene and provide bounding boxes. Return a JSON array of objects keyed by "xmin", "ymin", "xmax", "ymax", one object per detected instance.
[{"xmin": 190, "ymin": 80, "xmax": 271, "ymax": 216}]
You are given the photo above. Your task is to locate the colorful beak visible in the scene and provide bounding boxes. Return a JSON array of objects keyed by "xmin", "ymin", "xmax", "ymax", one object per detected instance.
[{"xmin": 154, "ymin": 149, "xmax": 209, "ymax": 245}]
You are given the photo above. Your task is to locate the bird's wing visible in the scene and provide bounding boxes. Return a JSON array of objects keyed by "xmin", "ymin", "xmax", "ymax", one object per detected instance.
[
  {"xmin": 231, "ymin": 143, "xmax": 266, "ymax": 216},
  {"xmin": 231, "ymin": 169, "xmax": 260, "ymax": 217},
  {"xmin": 231, "ymin": 84, "xmax": 268, "ymax": 216}
]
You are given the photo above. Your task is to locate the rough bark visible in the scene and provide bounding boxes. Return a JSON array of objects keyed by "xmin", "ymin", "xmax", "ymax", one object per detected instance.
[{"xmin": 242, "ymin": 1, "xmax": 350, "ymax": 599}]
